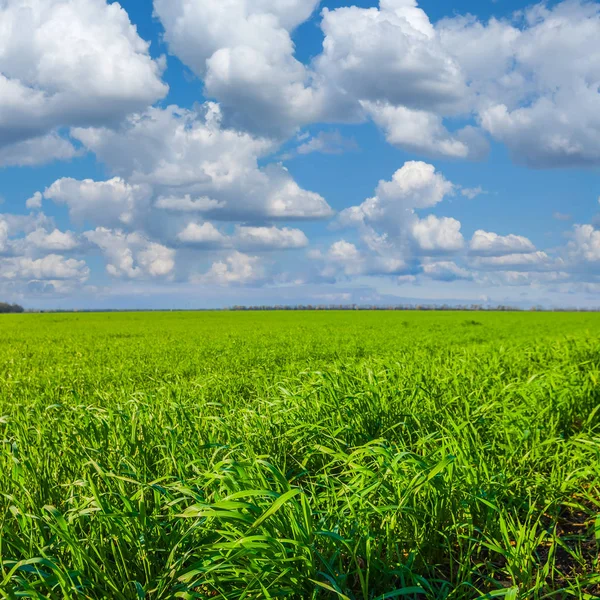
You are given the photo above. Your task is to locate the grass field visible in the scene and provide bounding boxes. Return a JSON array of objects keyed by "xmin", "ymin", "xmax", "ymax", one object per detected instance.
[{"xmin": 0, "ymin": 311, "xmax": 599, "ymax": 599}]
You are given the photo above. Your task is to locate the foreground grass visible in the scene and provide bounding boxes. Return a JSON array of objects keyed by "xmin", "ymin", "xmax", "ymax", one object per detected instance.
[{"xmin": 0, "ymin": 311, "xmax": 599, "ymax": 599}]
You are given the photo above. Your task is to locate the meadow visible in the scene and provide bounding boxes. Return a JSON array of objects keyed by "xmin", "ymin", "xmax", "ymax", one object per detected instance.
[{"xmin": 0, "ymin": 311, "xmax": 599, "ymax": 600}]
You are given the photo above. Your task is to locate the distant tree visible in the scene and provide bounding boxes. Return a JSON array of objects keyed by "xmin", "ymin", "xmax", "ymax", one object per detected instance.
[{"xmin": 0, "ymin": 302, "xmax": 24, "ymax": 314}]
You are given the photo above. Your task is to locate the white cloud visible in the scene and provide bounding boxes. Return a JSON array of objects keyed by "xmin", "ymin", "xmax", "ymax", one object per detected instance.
[
  {"xmin": 567, "ymin": 224, "xmax": 600, "ymax": 264},
  {"xmin": 177, "ymin": 222, "xmax": 227, "ymax": 246},
  {"xmin": 337, "ymin": 161, "xmax": 455, "ymax": 249},
  {"xmin": 24, "ymin": 228, "xmax": 79, "ymax": 252},
  {"xmin": 0, "ymin": 0, "xmax": 167, "ymax": 161},
  {"xmin": 72, "ymin": 105, "xmax": 333, "ymax": 222},
  {"xmin": 314, "ymin": 239, "xmax": 408, "ymax": 280},
  {"xmin": 422, "ymin": 260, "xmax": 472, "ymax": 281},
  {"xmin": 440, "ymin": 1, "xmax": 600, "ymax": 167},
  {"xmin": 44, "ymin": 177, "xmax": 152, "ymax": 228},
  {"xmin": 0, "ymin": 254, "xmax": 89, "ymax": 282},
  {"xmin": 155, "ymin": 196, "xmax": 225, "ymax": 213},
  {"xmin": 323, "ymin": 240, "xmax": 365, "ymax": 277},
  {"xmin": 331, "ymin": 162, "xmax": 461, "ymax": 278},
  {"xmin": 472, "ymin": 251, "xmax": 554, "ymax": 271},
  {"xmin": 153, "ymin": 0, "xmax": 322, "ymax": 136},
  {"xmin": 26, "ymin": 192, "xmax": 43, "ymax": 210},
  {"xmin": 461, "ymin": 186, "xmax": 485, "ymax": 200},
  {"xmin": 0, "ymin": 218, "xmax": 9, "ymax": 253},
  {"xmin": 147, "ymin": 0, "xmax": 600, "ymax": 169},
  {"xmin": 470, "ymin": 230, "xmax": 536, "ymax": 256},
  {"xmin": 411, "ymin": 215, "xmax": 464, "ymax": 253},
  {"xmin": 0, "ymin": 133, "xmax": 77, "ymax": 167},
  {"xmin": 84, "ymin": 228, "xmax": 175, "ymax": 279},
  {"xmin": 363, "ymin": 102, "xmax": 488, "ymax": 160},
  {"xmin": 195, "ymin": 251, "xmax": 264, "ymax": 286},
  {"xmin": 317, "ymin": 2, "xmax": 467, "ymax": 115},
  {"xmin": 234, "ymin": 226, "xmax": 308, "ymax": 250}
]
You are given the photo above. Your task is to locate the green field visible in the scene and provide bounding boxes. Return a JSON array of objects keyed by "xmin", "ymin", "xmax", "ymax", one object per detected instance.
[{"xmin": 0, "ymin": 312, "xmax": 599, "ymax": 599}]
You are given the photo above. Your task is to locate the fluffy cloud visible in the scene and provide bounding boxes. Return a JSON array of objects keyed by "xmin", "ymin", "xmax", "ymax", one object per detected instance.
[
  {"xmin": 411, "ymin": 215, "xmax": 464, "ymax": 254},
  {"xmin": 154, "ymin": 0, "xmax": 322, "ymax": 136},
  {"xmin": 325, "ymin": 161, "xmax": 463, "ymax": 279},
  {"xmin": 338, "ymin": 161, "xmax": 454, "ymax": 230},
  {"xmin": 43, "ymin": 177, "xmax": 153, "ymax": 229},
  {"xmin": 177, "ymin": 222, "xmax": 227, "ymax": 247},
  {"xmin": 322, "ymin": 240, "xmax": 365, "ymax": 278},
  {"xmin": 0, "ymin": 218, "xmax": 9, "ymax": 253},
  {"xmin": 234, "ymin": 226, "xmax": 308, "ymax": 250},
  {"xmin": 155, "ymin": 196, "xmax": 225, "ymax": 213},
  {"xmin": 195, "ymin": 251, "xmax": 264, "ymax": 286},
  {"xmin": 470, "ymin": 230, "xmax": 537, "ymax": 256},
  {"xmin": 439, "ymin": 1, "xmax": 600, "ymax": 167},
  {"xmin": 0, "ymin": 133, "xmax": 77, "ymax": 167},
  {"xmin": 0, "ymin": 254, "xmax": 89, "ymax": 282},
  {"xmin": 84, "ymin": 228, "xmax": 175, "ymax": 279},
  {"xmin": 471, "ymin": 251, "xmax": 554, "ymax": 271},
  {"xmin": 26, "ymin": 192, "xmax": 43, "ymax": 210},
  {"xmin": 317, "ymin": 1, "xmax": 466, "ymax": 114},
  {"xmin": 362, "ymin": 102, "xmax": 488, "ymax": 160},
  {"xmin": 151, "ymin": 0, "xmax": 600, "ymax": 168},
  {"xmin": 567, "ymin": 224, "xmax": 600, "ymax": 264},
  {"xmin": 23, "ymin": 228, "xmax": 79, "ymax": 252},
  {"xmin": 0, "ymin": 0, "xmax": 167, "ymax": 161},
  {"xmin": 71, "ymin": 105, "xmax": 333, "ymax": 222}
]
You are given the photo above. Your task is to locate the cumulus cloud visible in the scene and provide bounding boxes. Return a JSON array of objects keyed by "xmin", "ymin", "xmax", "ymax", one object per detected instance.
[
  {"xmin": 23, "ymin": 228, "xmax": 79, "ymax": 252},
  {"xmin": 234, "ymin": 226, "xmax": 308, "ymax": 250},
  {"xmin": 439, "ymin": 1, "xmax": 600, "ymax": 167},
  {"xmin": 84, "ymin": 228, "xmax": 175, "ymax": 279},
  {"xmin": 0, "ymin": 133, "xmax": 77, "ymax": 167},
  {"xmin": 471, "ymin": 251, "xmax": 554, "ymax": 271},
  {"xmin": 411, "ymin": 215, "xmax": 464, "ymax": 254},
  {"xmin": 26, "ymin": 192, "xmax": 43, "ymax": 210},
  {"xmin": 177, "ymin": 222, "xmax": 227, "ymax": 247},
  {"xmin": 154, "ymin": 0, "xmax": 322, "ymax": 136},
  {"xmin": 0, "ymin": 0, "xmax": 167, "ymax": 162},
  {"xmin": 337, "ymin": 162, "xmax": 454, "ymax": 228},
  {"xmin": 194, "ymin": 251, "xmax": 264, "ymax": 286},
  {"xmin": 315, "ymin": 161, "xmax": 464, "ymax": 282},
  {"xmin": 0, "ymin": 254, "xmax": 89, "ymax": 282},
  {"xmin": 317, "ymin": 1, "xmax": 467, "ymax": 114},
  {"xmin": 336, "ymin": 161, "xmax": 458, "ymax": 260},
  {"xmin": 567, "ymin": 224, "xmax": 600, "ymax": 265},
  {"xmin": 363, "ymin": 102, "xmax": 488, "ymax": 160},
  {"xmin": 71, "ymin": 105, "xmax": 333, "ymax": 222},
  {"xmin": 470, "ymin": 230, "xmax": 537, "ymax": 256},
  {"xmin": 155, "ymin": 196, "xmax": 225, "ymax": 213},
  {"xmin": 0, "ymin": 218, "xmax": 9, "ymax": 253},
  {"xmin": 43, "ymin": 177, "xmax": 153, "ymax": 229}
]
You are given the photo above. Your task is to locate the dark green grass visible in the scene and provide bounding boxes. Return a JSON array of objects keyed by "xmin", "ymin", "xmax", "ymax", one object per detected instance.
[{"xmin": 0, "ymin": 312, "xmax": 599, "ymax": 599}]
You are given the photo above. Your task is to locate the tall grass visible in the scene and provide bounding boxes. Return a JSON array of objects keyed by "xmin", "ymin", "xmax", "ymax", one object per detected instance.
[{"xmin": 0, "ymin": 312, "xmax": 598, "ymax": 599}]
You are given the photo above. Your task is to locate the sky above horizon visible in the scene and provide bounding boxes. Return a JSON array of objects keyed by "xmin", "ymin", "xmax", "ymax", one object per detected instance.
[{"xmin": 0, "ymin": 0, "xmax": 599, "ymax": 310}]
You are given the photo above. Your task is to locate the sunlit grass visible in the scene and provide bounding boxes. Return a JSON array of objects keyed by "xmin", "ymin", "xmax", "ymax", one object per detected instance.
[{"xmin": 0, "ymin": 312, "xmax": 599, "ymax": 599}]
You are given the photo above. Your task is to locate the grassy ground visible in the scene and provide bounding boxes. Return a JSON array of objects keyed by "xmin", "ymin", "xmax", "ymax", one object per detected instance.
[{"xmin": 0, "ymin": 311, "xmax": 599, "ymax": 599}]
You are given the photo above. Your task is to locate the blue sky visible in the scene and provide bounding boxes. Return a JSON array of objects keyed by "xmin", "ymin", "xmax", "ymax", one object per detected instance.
[{"xmin": 0, "ymin": 0, "xmax": 599, "ymax": 309}]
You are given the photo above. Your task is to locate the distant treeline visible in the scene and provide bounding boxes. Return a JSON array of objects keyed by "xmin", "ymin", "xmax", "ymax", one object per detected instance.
[
  {"xmin": 26, "ymin": 304, "xmax": 600, "ymax": 313},
  {"xmin": 229, "ymin": 304, "xmax": 595, "ymax": 312},
  {"xmin": 0, "ymin": 303, "xmax": 24, "ymax": 314}
]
